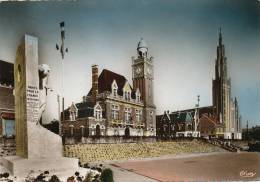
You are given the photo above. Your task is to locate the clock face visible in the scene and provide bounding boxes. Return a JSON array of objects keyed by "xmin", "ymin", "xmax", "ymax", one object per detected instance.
[
  {"xmin": 135, "ymin": 66, "xmax": 142, "ymax": 75},
  {"xmin": 147, "ymin": 66, "xmax": 153, "ymax": 76}
]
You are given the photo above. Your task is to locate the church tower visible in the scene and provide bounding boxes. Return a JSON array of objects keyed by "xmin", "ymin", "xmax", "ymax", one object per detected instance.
[
  {"xmin": 132, "ymin": 38, "xmax": 156, "ymax": 136},
  {"xmin": 212, "ymin": 29, "xmax": 232, "ymax": 137}
]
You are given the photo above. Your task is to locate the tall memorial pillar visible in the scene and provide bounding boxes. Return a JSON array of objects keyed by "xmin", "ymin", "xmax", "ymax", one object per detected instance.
[
  {"xmin": 2, "ymin": 35, "xmax": 78, "ymax": 176},
  {"xmin": 15, "ymin": 35, "xmax": 40, "ymax": 158}
]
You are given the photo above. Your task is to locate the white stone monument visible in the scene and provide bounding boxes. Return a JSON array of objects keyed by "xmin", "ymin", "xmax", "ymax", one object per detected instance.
[{"xmin": 2, "ymin": 35, "xmax": 78, "ymax": 176}]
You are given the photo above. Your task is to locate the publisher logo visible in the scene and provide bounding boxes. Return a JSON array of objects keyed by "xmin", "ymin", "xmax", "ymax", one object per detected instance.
[{"xmin": 240, "ymin": 170, "xmax": 256, "ymax": 178}]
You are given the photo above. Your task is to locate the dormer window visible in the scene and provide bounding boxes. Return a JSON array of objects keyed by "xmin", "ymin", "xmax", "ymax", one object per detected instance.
[
  {"xmin": 111, "ymin": 80, "xmax": 118, "ymax": 97},
  {"xmin": 113, "ymin": 88, "xmax": 117, "ymax": 97},
  {"xmin": 124, "ymin": 91, "xmax": 131, "ymax": 101},
  {"xmin": 123, "ymin": 81, "xmax": 132, "ymax": 101}
]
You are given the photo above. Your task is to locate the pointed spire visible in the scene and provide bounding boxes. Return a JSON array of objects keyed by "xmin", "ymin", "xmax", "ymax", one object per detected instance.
[{"xmin": 218, "ymin": 27, "xmax": 222, "ymax": 46}]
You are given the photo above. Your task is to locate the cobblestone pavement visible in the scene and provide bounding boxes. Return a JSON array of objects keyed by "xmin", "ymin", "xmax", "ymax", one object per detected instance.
[{"xmin": 113, "ymin": 152, "xmax": 260, "ymax": 181}]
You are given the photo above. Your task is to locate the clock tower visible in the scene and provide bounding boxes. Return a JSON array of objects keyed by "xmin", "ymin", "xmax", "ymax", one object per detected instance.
[{"xmin": 132, "ymin": 38, "xmax": 156, "ymax": 136}]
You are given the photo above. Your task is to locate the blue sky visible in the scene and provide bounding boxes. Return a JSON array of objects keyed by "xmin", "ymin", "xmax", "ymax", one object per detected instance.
[{"xmin": 0, "ymin": 0, "xmax": 259, "ymax": 128}]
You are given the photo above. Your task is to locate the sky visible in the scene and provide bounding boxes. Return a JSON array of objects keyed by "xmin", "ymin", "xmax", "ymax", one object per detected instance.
[{"xmin": 0, "ymin": 0, "xmax": 259, "ymax": 128}]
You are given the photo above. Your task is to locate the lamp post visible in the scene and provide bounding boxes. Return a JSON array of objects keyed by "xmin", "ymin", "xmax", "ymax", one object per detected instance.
[
  {"xmin": 246, "ymin": 120, "xmax": 249, "ymax": 142},
  {"xmin": 56, "ymin": 21, "xmax": 68, "ymax": 136},
  {"xmin": 194, "ymin": 95, "xmax": 200, "ymax": 135}
]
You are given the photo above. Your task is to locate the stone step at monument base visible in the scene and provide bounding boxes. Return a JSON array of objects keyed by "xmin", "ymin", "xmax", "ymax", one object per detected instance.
[{"xmin": 1, "ymin": 155, "xmax": 79, "ymax": 176}]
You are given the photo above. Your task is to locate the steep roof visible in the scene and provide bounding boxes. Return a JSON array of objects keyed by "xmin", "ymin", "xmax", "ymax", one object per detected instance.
[
  {"xmin": 171, "ymin": 106, "xmax": 214, "ymax": 118},
  {"xmin": 157, "ymin": 106, "xmax": 215, "ymax": 123},
  {"xmin": 63, "ymin": 102, "xmax": 95, "ymax": 120},
  {"xmin": 170, "ymin": 112, "xmax": 193, "ymax": 123},
  {"xmin": 87, "ymin": 69, "xmax": 136, "ymax": 98},
  {"xmin": 75, "ymin": 102, "xmax": 95, "ymax": 118},
  {"xmin": 0, "ymin": 60, "xmax": 14, "ymax": 87}
]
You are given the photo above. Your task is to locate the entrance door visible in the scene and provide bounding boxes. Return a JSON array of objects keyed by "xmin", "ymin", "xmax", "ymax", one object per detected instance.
[
  {"xmin": 125, "ymin": 127, "xmax": 130, "ymax": 138},
  {"xmin": 96, "ymin": 125, "xmax": 101, "ymax": 137},
  {"xmin": 231, "ymin": 133, "xmax": 234, "ymax": 140}
]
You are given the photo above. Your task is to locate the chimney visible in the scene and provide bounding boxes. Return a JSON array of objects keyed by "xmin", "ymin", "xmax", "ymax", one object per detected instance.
[{"xmin": 92, "ymin": 64, "xmax": 98, "ymax": 103}]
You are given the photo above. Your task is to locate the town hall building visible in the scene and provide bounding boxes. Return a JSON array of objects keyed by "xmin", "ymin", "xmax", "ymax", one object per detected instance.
[{"xmin": 62, "ymin": 38, "xmax": 156, "ymax": 139}]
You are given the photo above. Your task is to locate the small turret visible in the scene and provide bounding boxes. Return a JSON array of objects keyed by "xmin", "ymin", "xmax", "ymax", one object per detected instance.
[{"xmin": 137, "ymin": 38, "xmax": 148, "ymax": 58}]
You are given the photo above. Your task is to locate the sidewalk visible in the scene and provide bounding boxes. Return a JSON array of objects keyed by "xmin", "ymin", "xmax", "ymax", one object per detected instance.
[{"xmin": 107, "ymin": 164, "xmax": 158, "ymax": 182}]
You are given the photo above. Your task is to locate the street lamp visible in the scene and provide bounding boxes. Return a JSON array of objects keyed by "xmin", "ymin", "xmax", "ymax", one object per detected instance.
[
  {"xmin": 194, "ymin": 95, "xmax": 200, "ymax": 135},
  {"xmin": 56, "ymin": 21, "xmax": 68, "ymax": 136}
]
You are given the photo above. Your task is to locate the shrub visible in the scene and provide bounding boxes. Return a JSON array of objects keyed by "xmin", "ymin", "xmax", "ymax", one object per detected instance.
[
  {"xmin": 83, "ymin": 172, "xmax": 93, "ymax": 182},
  {"xmin": 49, "ymin": 175, "xmax": 61, "ymax": 182},
  {"xmin": 100, "ymin": 168, "xmax": 114, "ymax": 182}
]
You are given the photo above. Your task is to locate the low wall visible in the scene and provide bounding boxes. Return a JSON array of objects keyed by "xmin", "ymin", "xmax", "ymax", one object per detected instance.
[
  {"xmin": 63, "ymin": 136, "xmax": 156, "ymax": 145},
  {"xmin": 64, "ymin": 140, "xmax": 224, "ymax": 164}
]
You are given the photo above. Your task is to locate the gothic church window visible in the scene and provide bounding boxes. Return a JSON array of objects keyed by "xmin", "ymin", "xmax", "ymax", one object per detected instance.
[
  {"xmin": 69, "ymin": 102, "xmax": 78, "ymax": 121},
  {"xmin": 94, "ymin": 103, "xmax": 102, "ymax": 120},
  {"xmin": 70, "ymin": 112, "xmax": 76, "ymax": 121}
]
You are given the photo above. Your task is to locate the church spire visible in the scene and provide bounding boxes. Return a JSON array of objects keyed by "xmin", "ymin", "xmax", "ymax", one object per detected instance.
[
  {"xmin": 219, "ymin": 27, "xmax": 222, "ymax": 46},
  {"xmin": 217, "ymin": 27, "xmax": 225, "ymax": 59}
]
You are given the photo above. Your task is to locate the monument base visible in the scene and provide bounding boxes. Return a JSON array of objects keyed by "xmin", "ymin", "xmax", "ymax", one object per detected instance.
[{"xmin": 1, "ymin": 155, "xmax": 79, "ymax": 176}]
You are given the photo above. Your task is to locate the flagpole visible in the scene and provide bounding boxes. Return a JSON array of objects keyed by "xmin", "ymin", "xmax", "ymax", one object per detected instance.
[{"xmin": 56, "ymin": 21, "xmax": 68, "ymax": 136}]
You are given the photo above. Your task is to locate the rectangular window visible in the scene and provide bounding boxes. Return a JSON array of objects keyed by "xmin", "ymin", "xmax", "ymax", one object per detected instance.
[
  {"xmin": 135, "ymin": 109, "xmax": 142, "ymax": 123},
  {"xmin": 125, "ymin": 107, "xmax": 131, "ymax": 122},
  {"xmin": 112, "ymin": 105, "xmax": 119, "ymax": 120}
]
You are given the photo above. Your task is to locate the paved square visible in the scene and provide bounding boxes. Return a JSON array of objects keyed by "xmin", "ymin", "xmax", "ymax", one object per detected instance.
[{"xmin": 113, "ymin": 152, "xmax": 260, "ymax": 181}]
